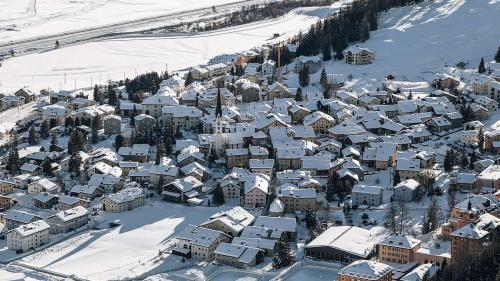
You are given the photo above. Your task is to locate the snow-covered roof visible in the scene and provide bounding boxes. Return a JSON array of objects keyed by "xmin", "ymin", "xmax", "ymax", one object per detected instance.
[
  {"xmin": 306, "ymin": 226, "xmax": 386, "ymax": 258},
  {"xmin": 178, "ymin": 224, "xmax": 228, "ymax": 247},
  {"xmin": 253, "ymin": 216, "xmax": 296, "ymax": 233},
  {"xmin": 4, "ymin": 210, "xmax": 41, "ymax": 224},
  {"xmin": 352, "ymin": 185, "xmax": 383, "ymax": 195},
  {"xmin": 451, "ymin": 223, "xmax": 488, "ymax": 239},
  {"xmin": 395, "ymin": 179, "xmax": 420, "ymax": 191},
  {"xmin": 49, "ymin": 206, "xmax": 88, "ymax": 222},
  {"xmin": 396, "ymin": 158, "xmax": 421, "ymax": 172},
  {"xmin": 201, "ymin": 206, "xmax": 255, "ymax": 234},
  {"xmin": 339, "ymin": 260, "xmax": 392, "ymax": 280},
  {"xmin": 379, "ymin": 234, "xmax": 421, "ymax": 249},
  {"xmin": 105, "ymin": 187, "xmax": 144, "ymax": 204},
  {"xmin": 401, "ymin": 263, "xmax": 439, "ymax": 281},
  {"xmin": 269, "ymin": 198, "xmax": 284, "ymax": 213},
  {"xmin": 12, "ymin": 220, "xmax": 50, "ymax": 237},
  {"xmin": 249, "ymin": 159, "xmax": 274, "ymax": 169}
]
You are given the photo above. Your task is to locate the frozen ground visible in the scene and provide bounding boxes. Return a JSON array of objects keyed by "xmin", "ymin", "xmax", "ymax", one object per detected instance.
[
  {"xmin": 18, "ymin": 201, "xmax": 232, "ymax": 280},
  {"xmin": 0, "ymin": 5, "xmax": 339, "ymax": 93},
  {"xmin": 0, "ymin": 0, "xmax": 254, "ymax": 43},
  {"xmin": 284, "ymin": 267, "xmax": 338, "ymax": 281},
  {"xmin": 284, "ymin": 0, "xmax": 500, "ymax": 91},
  {"xmin": 0, "ymin": 264, "xmax": 61, "ymax": 281}
]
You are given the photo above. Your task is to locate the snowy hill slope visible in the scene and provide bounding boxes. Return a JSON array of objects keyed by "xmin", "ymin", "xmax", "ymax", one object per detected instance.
[{"xmin": 287, "ymin": 0, "xmax": 500, "ymax": 90}]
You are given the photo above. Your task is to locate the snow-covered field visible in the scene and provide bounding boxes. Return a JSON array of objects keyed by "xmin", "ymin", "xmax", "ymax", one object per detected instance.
[
  {"xmin": 0, "ymin": 6, "xmax": 335, "ymax": 94},
  {"xmin": 18, "ymin": 201, "xmax": 232, "ymax": 280},
  {"xmin": 0, "ymin": 0, "xmax": 252, "ymax": 42},
  {"xmin": 0, "ymin": 264, "xmax": 61, "ymax": 281},
  {"xmin": 284, "ymin": 0, "xmax": 500, "ymax": 91}
]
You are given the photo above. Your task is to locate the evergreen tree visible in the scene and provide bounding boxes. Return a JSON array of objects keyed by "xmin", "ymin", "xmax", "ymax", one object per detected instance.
[
  {"xmin": 326, "ymin": 173, "xmax": 339, "ymax": 202},
  {"xmin": 478, "ymin": 57, "xmax": 486, "ymax": 74},
  {"xmin": 42, "ymin": 159, "xmax": 54, "ymax": 177},
  {"xmin": 299, "ymin": 65, "xmax": 310, "ymax": 87},
  {"xmin": 185, "ymin": 71, "xmax": 194, "ymax": 86},
  {"xmin": 495, "ymin": 46, "xmax": 500, "ymax": 63},
  {"xmin": 272, "ymin": 236, "xmax": 292, "ymax": 269},
  {"xmin": 469, "ymin": 152, "xmax": 477, "ymax": 170},
  {"xmin": 155, "ymin": 140, "xmax": 165, "ymax": 165},
  {"xmin": 40, "ymin": 120, "xmax": 50, "ymax": 139},
  {"xmin": 295, "ymin": 87, "xmax": 303, "ymax": 101},
  {"xmin": 424, "ymin": 198, "xmax": 442, "ymax": 233},
  {"xmin": 68, "ymin": 130, "xmax": 85, "ymax": 155},
  {"xmin": 320, "ymin": 68, "xmax": 328, "ymax": 90},
  {"xmin": 49, "ymin": 134, "xmax": 59, "ymax": 152},
  {"xmin": 68, "ymin": 150, "xmax": 82, "ymax": 178},
  {"xmin": 6, "ymin": 146, "xmax": 20, "ymax": 175},
  {"xmin": 28, "ymin": 126, "xmax": 38, "ymax": 145},
  {"xmin": 212, "ymin": 184, "xmax": 225, "ymax": 205},
  {"xmin": 393, "ymin": 172, "xmax": 401, "ymax": 185},
  {"xmin": 93, "ymin": 85, "xmax": 101, "ymax": 103},
  {"xmin": 108, "ymin": 88, "xmax": 118, "ymax": 106},
  {"xmin": 478, "ymin": 128, "xmax": 484, "ymax": 152},
  {"xmin": 322, "ymin": 44, "xmax": 332, "ymax": 61},
  {"xmin": 305, "ymin": 209, "xmax": 317, "ymax": 229},
  {"xmin": 443, "ymin": 149, "xmax": 455, "ymax": 173},
  {"xmin": 398, "ymin": 201, "xmax": 410, "ymax": 234},
  {"xmin": 114, "ymin": 134, "xmax": 124, "ymax": 152}
]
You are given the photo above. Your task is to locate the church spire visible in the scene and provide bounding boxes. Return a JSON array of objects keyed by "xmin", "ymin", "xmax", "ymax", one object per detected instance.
[{"xmin": 215, "ymin": 86, "xmax": 222, "ymax": 118}]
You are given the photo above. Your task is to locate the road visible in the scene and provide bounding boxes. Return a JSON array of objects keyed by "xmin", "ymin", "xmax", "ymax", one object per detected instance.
[{"xmin": 0, "ymin": 0, "xmax": 263, "ymax": 58}]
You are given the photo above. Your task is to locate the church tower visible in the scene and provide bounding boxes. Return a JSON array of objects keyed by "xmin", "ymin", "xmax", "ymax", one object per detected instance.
[{"xmin": 214, "ymin": 86, "xmax": 223, "ymax": 157}]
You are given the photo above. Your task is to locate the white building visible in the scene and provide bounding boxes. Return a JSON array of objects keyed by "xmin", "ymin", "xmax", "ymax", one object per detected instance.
[
  {"xmin": 47, "ymin": 206, "xmax": 89, "ymax": 234},
  {"xmin": 102, "ymin": 187, "xmax": 145, "ymax": 212},
  {"xmin": 394, "ymin": 179, "xmax": 420, "ymax": 202},
  {"xmin": 27, "ymin": 178, "xmax": 59, "ymax": 195},
  {"xmin": 7, "ymin": 220, "xmax": 50, "ymax": 253},
  {"xmin": 343, "ymin": 46, "xmax": 374, "ymax": 65},
  {"xmin": 351, "ymin": 185, "xmax": 383, "ymax": 206}
]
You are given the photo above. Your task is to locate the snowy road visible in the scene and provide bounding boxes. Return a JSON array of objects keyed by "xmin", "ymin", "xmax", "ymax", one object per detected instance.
[{"xmin": 0, "ymin": 0, "xmax": 263, "ymax": 58}]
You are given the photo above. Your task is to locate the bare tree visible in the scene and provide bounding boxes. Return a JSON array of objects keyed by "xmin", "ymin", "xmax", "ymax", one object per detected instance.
[
  {"xmin": 384, "ymin": 202, "xmax": 398, "ymax": 233},
  {"xmin": 398, "ymin": 201, "xmax": 411, "ymax": 234}
]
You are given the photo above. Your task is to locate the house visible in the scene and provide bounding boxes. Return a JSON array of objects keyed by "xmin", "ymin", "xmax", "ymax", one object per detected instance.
[
  {"xmin": 362, "ymin": 142, "xmax": 398, "ymax": 171},
  {"xmin": 459, "ymin": 130, "xmax": 479, "ymax": 145},
  {"xmin": 432, "ymin": 74, "xmax": 459, "ymax": 91},
  {"xmin": 249, "ymin": 146, "xmax": 269, "ymax": 160},
  {"xmin": 277, "ymin": 185, "xmax": 317, "ymax": 213},
  {"xmin": 162, "ymin": 176, "xmax": 202, "ymax": 202},
  {"xmin": 305, "ymin": 226, "xmax": 387, "ymax": 262},
  {"xmin": 118, "ymin": 144, "xmax": 150, "ymax": 162},
  {"xmin": 214, "ymin": 243, "xmax": 263, "ymax": 268},
  {"xmin": 180, "ymin": 162, "xmax": 209, "ymax": 181},
  {"xmin": 103, "ymin": 115, "xmax": 121, "ymax": 135},
  {"xmin": 489, "ymin": 80, "xmax": 500, "ymax": 102},
  {"xmin": 69, "ymin": 185, "xmax": 103, "ymax": 200},
  {"xmin": 7, "ymin": 220, "xmax": 50, "ymax": 253},
  {"xmin": 249, "ymin": 159, "xmax": 274, "ymax": 178},
  {"xmin": 477, "ymin": 164, "xmax": 500, "ymax": 189},
  {"xmin": 288, "ymin": 104, "xmax": 311, "ymax": 123},
  {"xmin": 400, "ymin": 263, "xmax": 439, "ymax": 281},
  {"xmin": 174, "ymin": 224, "xmax": 231, "ymax": 261},
  {"xmin": 58, "ymin": 196, "xmax": 90, "ymax": 211},
  {"xmin": 326, "ymin": 74, "xmax": 345, "ymax": 91},
  {"xmin": 33, "ymin": 193, "xmax": 59, "ymax": 209},
  {"xmin": 472, "ymin": 75, "xmax": 494, "ymax": 95},
  {"xmin": 450, "ymin": 173, "xmax": 477, "ymax": 190},
  {"xmin": 253, "ymin": 216, "xmax": 297, "ymax": 240},
  {"xmin": 47, "ymin": 206, "xmax": 89, "ymax": 234},
  {"xmin": 396, "ymin": 158, "xmax": 421, "ymax": 180},
  {"xmin": 378, "ymin": 234, "xmax": 421, "ymax": 264},
  {"xmin": 276, "ymin": 147, "xmax": 304, "ymax": 171},
  {"xmin": 20, "ymin": 163, "xmax": 42, "ymax": 176},
  {"xmin": 88, "ymin": 174, "xmax": 122, "ymax": 194},
  {"xmin": 199, "ymin": 207, "xmax": 255, "ymax": 237},
  {"xmin": 242, "ymin": 174, "xmax": 270, "ymax": 208},
  {"xmin": 450, "ymin": 223, "xmax": 489, "ymax": 264},
  {"xmin": 2, "ymin": 210, "xmax": 42, "ymax": 230},
  {"xmin": 268, "ymin": 198, "xmax": 284, "ymax": 217},
  {"xmin": 413, "ymin": 240, "xmax": 451, "ymax": 267},
  {"xmin": 160, "ymin": 75, "xmax": 185, "ymax": 93},
  {"xmin": 343, "ymin": 46, "xmax": 374, "ymax": 65},
  {"xmin": 294, "ymin": 56, "xmax": 322, "ymax": 74},
  {"xmin": 141, "ymin": 92, "xmax": 179, "ymax": 118},
  {"xmin": 337, "ymin": 260, "xmax": 392, "ymax": 281},
  {"xmin": 119, "ymin": 102, "xmax": 143, "ymax": 117},
  {"xmin": 0, "ymin": 195, "xmax": 13, "ymax": 211},
  {"xmin": 351, "ymin": 185, "xmax": 383, "ymax": 207},
  {"xmin": 161, "ymin": 105, "xmax": 203, "ymax": 131},
  {"xmin": 0, "ymin": 180, "xmax": 16, "ymax": 195},
  {"xmin": 261, "ymin": 60, "xmax": 275, "ymax": 77},
  {"xmin": 102, "ymin": 187, "xmax": 145, "ymax": 212},
  {"xmin": 394, "ymin": 179, "xmax": 420, "ymax": 202},
  {"xmin": 266, "ymin": 82, "xmax": 292, "ymax": 100},
  {"xmin": 134, "ymin": 114, "xmax": 156, "ymax": 135},
  {"xmin": 303, "ymin": 111, "xmax": 335, "ymax": 134},
  {"xmin": 427, "ymin": 116, "xmax": 452, "ymax": 134},
  {"xmin": 240, "ymin": 82, "xmax": 261, "ymax": 103},
  {"xmin": 205, "ymin": 63, "xmax": 228, "ymax": 77},
  {"xmin": 226, "ymin": 148, "xmax": 249, "ymax": 169},
  {"xmin": 27, "ymin": 178, "xmax": 59, "ymax": 195}
]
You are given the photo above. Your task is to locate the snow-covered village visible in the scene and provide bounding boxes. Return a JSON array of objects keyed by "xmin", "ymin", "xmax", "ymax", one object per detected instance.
[{"xmin": 0, "ymin": 0, "xmax": 499, "ymax": 280}]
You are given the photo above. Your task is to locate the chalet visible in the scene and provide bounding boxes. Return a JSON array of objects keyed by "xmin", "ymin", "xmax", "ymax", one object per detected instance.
[
  {"xmin": 69, "ymin": 185, "xmax": 103, "ymax": 200},
  {"xmin": 337, "ymin": 260, "xmax": 392, "ymax": 281},
  {"xmin": 0, "ymin": 195, "xmax": 13, "ymax": 212},
  {"xmin": 214, "ymin": 243, "xmax": 263, "ymax": 268},
  {"xmin": 102, "ymin": 187, "xmax": 145, "ymax": 212},
  {"xmin": 199, "ymin": 207, "xmax": 255, "ymax": 237},
  {"xmin": 343, "ymin": 46, "xmax": 374, "ymax": 65},
  {"xmin": 242, "ymin": 174, "xmax": 270, "ymax": 208},
  {"xmin": 0, "ymin": 180, "xmax": 16, "ymax": 195},
  {"xmin": 162, "ymin": 176, "xmax": 203, "ymax": 203},
  {"xmin": 33, "ymin": 193, "xmax": 59, "ymax": 209},
  {"xmin": 394, "ymin": 179, "xmax": 420, "ymax": 202},
  {"xmin": 253, "ymin": 216, "xmax": 297, "ymax": 240},
  {"xmin": 174, "ymin": 224, "xmax": 231, "ymax": 261},
  {"xmin": 58, "ymin": 196, "xmax": 90, "ymax": 211},
  {"xmin": 396, "ymin": 158, "xmax": 421, "ymax": 180},
  {"xmin": 27, "ymin": 178, "xmax": 58, "ymax": 195},
  {"xmin": 2, "ymin": 210, "xmax": 42, "ymax": 230},
  {"xmin": 351, "ymin": 185, "xmax": 383, "ymax": 207}
]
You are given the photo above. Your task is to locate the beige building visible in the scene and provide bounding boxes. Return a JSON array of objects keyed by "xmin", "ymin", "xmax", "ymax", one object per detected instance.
[
  {"xmin": 303, "ymin": 111, "xmax": 335, "ymax": 134},
  {"xmin": 47, "ymin": 206, "xmax": 89, "ymax": 234},
  {"xmin": 161, "ymin": 105, "xmax": 203, "ymax": 131},
  {"xmin": 343, "ymin": 46, "xmax": 374, "ymax": 65},
  {"xmin": 249, "ymin": 159, "xmax": 274, "ymax": 178},
  {"xmin": 278, "ymin": 185, "xmax": 317, "ymax": 213},
  {"xmin": 0, "ymin": 180, "xmax": 15, "ymax": 195},
  {"xmin": 175, "ymin": 225, "xmax": 231, "ymax": 261},
  {"xmin": 378, "ymin": 234, "xmax": 421, "ymax": 264},
  {"xmin": 226, "ymin": 148, "xmax": 249, "ymax": 169}
]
